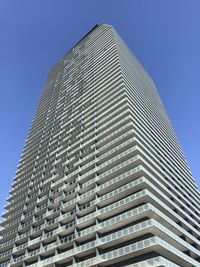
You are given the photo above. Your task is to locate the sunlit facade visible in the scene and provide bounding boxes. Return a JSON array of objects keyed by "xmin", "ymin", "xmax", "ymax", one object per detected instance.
[{"xmin": 1, "ymin": 24, "xmax": 200, "ymax": 267}]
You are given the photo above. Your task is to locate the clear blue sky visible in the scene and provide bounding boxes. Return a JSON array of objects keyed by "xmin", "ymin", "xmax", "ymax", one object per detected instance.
[{"xmin": 0, "ymin": 0, "xmax": 200, "ymax": 215}]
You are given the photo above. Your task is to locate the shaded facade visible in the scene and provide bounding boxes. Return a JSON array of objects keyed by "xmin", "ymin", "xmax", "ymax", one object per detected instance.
[{"xmin": 0, "ymin": 24, "xmax": 200, "ymax": 267}]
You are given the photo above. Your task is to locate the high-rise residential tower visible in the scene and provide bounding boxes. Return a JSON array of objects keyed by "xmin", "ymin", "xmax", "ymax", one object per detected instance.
[{"xmin": 0, "ymin": 24, "xmax": 200, "ymax": 267}]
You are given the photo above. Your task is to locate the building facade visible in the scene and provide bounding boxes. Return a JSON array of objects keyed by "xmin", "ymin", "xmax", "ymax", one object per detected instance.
[{"xmin": 0, "ymin": 24, "xmax": 200, "ymax": 267}]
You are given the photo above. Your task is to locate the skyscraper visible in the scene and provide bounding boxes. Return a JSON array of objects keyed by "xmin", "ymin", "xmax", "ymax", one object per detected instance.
[{"xmin": 0, "ymin": 23, "xmax": 200, "ymax": 267}]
